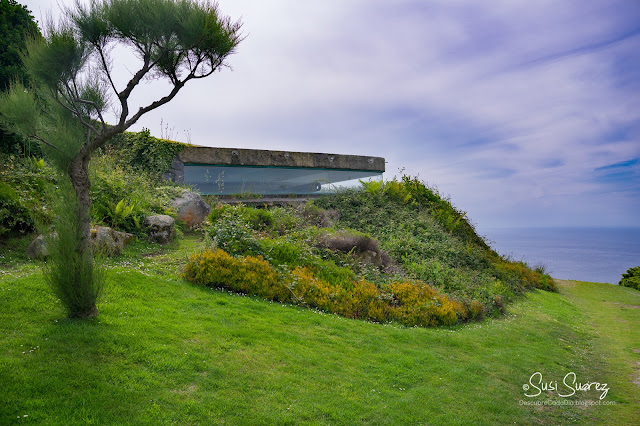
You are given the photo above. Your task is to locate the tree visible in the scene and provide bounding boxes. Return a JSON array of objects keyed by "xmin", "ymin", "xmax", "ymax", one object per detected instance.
[
  {"xmin": 0, "ymin": 0, "xmax": 42, "ymax": 155},
  {"xmin": 619, "ymin": 266, "xmax": 640, "ymax": 291},
  {"xmin": 0, "ymin": 0, "xmax": 242, "ymax": 318}
]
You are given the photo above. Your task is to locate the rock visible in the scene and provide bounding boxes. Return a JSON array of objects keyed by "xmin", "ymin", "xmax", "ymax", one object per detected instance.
[
  {"xmin": 144, "ymin": 214, "xmax": 175, "ymax": 244},
  {"xmin": 358, "ymin": 250, "xmax": 382, "ymax": 267},
  {"xmin": 26, "ymin": 234, "xmax": 51, "ymax": 258},
  {"xmin": 90, "ymin": 226, "xmax": 136, "ymax": 256},
  {"xmin": 170, "ymin": 190, "xmax": 210, "ymax": 228},
  {"xmin": 27, "ymin": 228, "xmax": 134, "ymax": 258}
]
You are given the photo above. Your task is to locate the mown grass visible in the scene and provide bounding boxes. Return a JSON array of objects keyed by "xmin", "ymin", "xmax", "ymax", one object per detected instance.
[
  {"xmin": 1, "ymin": 236, "xmax": 638, "ymax": 424},
  {"xmin": 555, "ymin": 279, "xmax": 640, "ymax": 421}
]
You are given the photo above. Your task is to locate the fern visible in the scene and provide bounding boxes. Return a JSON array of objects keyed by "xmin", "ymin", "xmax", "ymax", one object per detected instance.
[{"xmin": 360, "ymin": 179, "xmax": 385, "ymax": 195}]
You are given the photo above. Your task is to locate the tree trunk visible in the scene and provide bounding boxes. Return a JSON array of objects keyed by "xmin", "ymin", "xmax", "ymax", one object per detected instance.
[{"xmin": 68, "ymin": 153, "xmax": 98, "ymax": 318}]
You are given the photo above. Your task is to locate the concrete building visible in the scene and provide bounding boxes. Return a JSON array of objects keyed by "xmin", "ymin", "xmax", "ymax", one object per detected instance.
[{"xmin": 165, "ymin": 146, "xmax": 385, "ymax": 196}]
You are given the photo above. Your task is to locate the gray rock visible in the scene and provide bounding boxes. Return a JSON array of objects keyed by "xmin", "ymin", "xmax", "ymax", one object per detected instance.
[
  {"xmin": 170, "ymin": 190, "xmax": 210, "ymax": 228},
  {"xmin": 144, "ymin": 214, "xmax": 175, "ymax": 244},
  {"xmin": 90, "ymin": 226, "xmax": 135, "ymax": 256},
  {"xmin": 26, "ymin": 234, "xmax": 51, "ymax": 258},
  {"xmin": 27, "ymin": 227, "xmax": 134, "ymax": 258}
]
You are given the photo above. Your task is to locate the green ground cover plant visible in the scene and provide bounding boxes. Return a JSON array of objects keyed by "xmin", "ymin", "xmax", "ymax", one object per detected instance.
[
  {"xmin": 0, "ymin": 145, "xmax": 187, "ymax": 240},
  {"xmin": 1, "ymin": 237, "xmax": 638, "ymax": 424}
]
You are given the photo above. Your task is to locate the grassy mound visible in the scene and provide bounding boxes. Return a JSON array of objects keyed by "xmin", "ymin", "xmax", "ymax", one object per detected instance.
[{"xmin": 185, "ymin": 176, "xmax": 555, "ymax": 327}]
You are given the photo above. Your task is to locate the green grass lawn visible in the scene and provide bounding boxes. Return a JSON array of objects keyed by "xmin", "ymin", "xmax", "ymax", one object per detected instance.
[{"xmin": 1, "ymin": 237, "xmax": 638, "ymax": 425}]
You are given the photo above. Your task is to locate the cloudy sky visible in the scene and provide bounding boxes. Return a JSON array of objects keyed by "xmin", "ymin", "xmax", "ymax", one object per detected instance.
[{"xmin": 21, "ymin": 0, "xmax": 640, "ymax": 228}]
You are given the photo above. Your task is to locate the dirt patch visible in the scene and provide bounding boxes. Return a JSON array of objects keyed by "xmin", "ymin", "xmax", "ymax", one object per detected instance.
[
  {"xmin": 609, "ymin": 302, "xmax": 640, "ymax": 310},
  {"xmin": 632, "ymin": 362, "xmax": 640, "ymax": 390},
  {"xmin": 172, "ymin": 384, "xmax": 198, "ymax": 395},
  {"xmin": 554, "ymin": 279, "xmax": 575, "ymax": 288},
  {"xmin": 142, "ymin": 251, "xmax": 164, "ymax": 258}
]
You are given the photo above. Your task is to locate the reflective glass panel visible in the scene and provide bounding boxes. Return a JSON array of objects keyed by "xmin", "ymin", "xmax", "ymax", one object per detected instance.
[{"xmin": 183, "ymin": 165, "xmax": 382, "ymax": 195}]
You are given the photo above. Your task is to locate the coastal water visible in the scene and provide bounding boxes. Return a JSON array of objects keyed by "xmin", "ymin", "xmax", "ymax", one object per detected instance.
[{"xmin": 478, "ymin": 227, "xmax": 640, "ymax": 284}]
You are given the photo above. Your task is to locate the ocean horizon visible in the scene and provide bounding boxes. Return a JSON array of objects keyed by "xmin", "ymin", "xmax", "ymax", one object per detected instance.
[{"xmin": 478, "ymin": 226, "xmax": 640, "ymax": 284}]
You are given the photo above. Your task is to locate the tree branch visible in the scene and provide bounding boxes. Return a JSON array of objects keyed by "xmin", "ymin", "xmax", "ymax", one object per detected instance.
[
  {"xmin": 117, "ymin": 81, "xmax": 185, "ymax": 145},
  {"xmin": 117, "ymin": 48, "xmax": 152, "ymax": 125},
  {"xmin": 54, "ymin": 90, "xmax": 100, "ymax": 135},
  {"xmin": 70, "ymin": 77, "xmax": 81, "ymax": 101},
  {"xmin": 75, "ymin": 98, "xmax": 107, "ymax": 128},
  {"xmin": 116, "ymin": 45, "xmax": 176, "ymax": 125},
  {"xmin": 29, "ymin": 134, "xmax": 62, "ymax": 153},
  {"xmin": 95, "ymin": 43, "xmax": 118, "ymax": 95}
]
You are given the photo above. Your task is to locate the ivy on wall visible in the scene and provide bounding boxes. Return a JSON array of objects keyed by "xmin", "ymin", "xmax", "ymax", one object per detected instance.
[{"xmin": 107, "ymin": 128, "xmax": 186, "ymax": 176}]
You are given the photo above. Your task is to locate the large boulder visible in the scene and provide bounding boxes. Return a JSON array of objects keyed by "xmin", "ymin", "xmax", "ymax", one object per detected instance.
[
  {"xmin": 91, "ymin": 226, "xmax": 135, "ymax": 256},
  {"xmin": 144, "ymin": 214, "xmax": 175, "ymax": 244},
  {"xmin": 171, "ymin": 191, "xmax": 210, "ymax": 228}
]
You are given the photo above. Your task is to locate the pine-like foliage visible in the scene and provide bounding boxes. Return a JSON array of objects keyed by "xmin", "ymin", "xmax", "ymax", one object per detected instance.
[{"xmin": 44, "ymin": 179, "xmax": 106, "ymax": 318}]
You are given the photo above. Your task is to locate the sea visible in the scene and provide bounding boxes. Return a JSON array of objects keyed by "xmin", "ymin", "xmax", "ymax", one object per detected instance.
[{"xmin": 477, "ymin": 227, "xmax": 640, "ymax": 284}]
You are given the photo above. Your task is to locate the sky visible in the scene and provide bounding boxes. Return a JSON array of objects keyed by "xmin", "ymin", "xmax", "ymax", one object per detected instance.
[{"xmin": 19, "ymin": 0, "xmax": 640, "ymax": 229}]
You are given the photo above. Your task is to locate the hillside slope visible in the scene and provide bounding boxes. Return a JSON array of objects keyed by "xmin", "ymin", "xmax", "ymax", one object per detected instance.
[{"xmin": 1, "ymin": 240, "xmax": 637, "ymax": 424}]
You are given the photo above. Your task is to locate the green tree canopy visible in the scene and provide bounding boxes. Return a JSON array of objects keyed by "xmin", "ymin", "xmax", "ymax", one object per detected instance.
[
  {"xmin": 0, "ymin": 0, "xmax": 41, "ymax": 154},
  {"xmin": 0, "ymin": 0, "xmax": 40, "ymax": 90}
]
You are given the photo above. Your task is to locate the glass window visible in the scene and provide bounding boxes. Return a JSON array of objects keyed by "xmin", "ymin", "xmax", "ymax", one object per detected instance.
[{"xmin": 183, "ymin": 164, "xmax": 382, "ymax": 195}]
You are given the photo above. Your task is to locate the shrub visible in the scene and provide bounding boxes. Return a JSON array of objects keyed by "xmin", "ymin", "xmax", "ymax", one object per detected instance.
[
  {"xmin": 260, "ymin": 238, "xmax": 306, "ymax": 267},
  {"xmin": 287, "ymin": 267, "xmax": 333, "ymax": 310},
  {"xmin": 0, "ymin": 181, "xmax": 33, "ymax": 236},
  {"xmin": 183, "ymin": 249, "xmax": 289, "ymax": 301},
  {"xmin": 243, "ymin": 207, "xmax": 274, "ymax": 230},
  {"xmin": 207, "ymin": 203, "xmax": 233, "ymax": 223},
  {"xmin": 207, "ymin": 215, "xmax": 262, "ymax": 256},
  {"xmin": 208, "ymin": 204, "xmax": 274, "ymax": 231},
  {"xmin": 388, "ymin": 281, "xmax": 462, "ymax": 327},
  {"xmin": 469, "ymin": 300, "xmax": 485, "ymax": 319},
  {"xmin": 44, "ymin": 181, "xmax": 106, "ymax": 318},
  {"xmin": 308, "ymin": 258, "xmax": 356, "ymax": 288},
  {"xmin": 493, "ymin": 259, "xmax": 557, "ymax": 292},
  {"xmin": 619, "ymin": 266, "xmax": 640, "ymax": 291},
  {"xmin": 271, "ymin": 207, "xmax": 301, "ymax": 234},
  {"xmin": 338, "ymin": 279, "xmax": 390, "ymax": 323},
  {"xmin": 184, "ymin": 249, "xmax": 468, "ymax": 328},
  {"xmin": 106, "ymin": 128, "xmax": 185, "ymax": 176},
  {"xmin": 90, "ymin": 154, "xmax": 184, "ymax": 235},
  {"xmin": 0, "ymin": 154, "xmax": 58, "ymax": 235}
]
